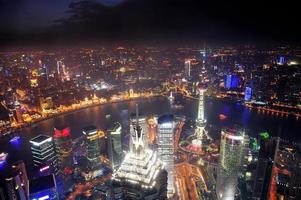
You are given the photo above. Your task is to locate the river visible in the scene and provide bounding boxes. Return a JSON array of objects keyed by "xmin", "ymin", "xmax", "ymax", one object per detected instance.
[{"xmin": 0, "ymin": 96, "xmax": 300, "ymax": 175}]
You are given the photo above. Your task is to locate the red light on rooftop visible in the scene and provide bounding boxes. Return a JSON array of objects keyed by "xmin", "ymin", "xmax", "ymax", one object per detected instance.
[{"xmin": 54, "ymin": 127, "xmax": 71, "ymax": 138}]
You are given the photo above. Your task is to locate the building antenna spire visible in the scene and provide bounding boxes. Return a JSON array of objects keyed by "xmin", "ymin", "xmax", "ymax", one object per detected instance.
[
  {"xmin": 135, "ymin": 103, "xmax": 142, "ymax": 139},
  {"xmin": 136, "ymin": 103, "xmax": 139, "ymax": 126}
]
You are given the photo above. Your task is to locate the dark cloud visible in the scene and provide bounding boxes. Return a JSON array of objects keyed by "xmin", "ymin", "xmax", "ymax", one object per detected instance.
[{"xmin": 0, "ymin": 0, "xmax": 300, "ymax": 45}]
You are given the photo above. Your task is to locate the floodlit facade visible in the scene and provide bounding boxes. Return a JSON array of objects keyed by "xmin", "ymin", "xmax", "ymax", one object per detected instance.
[
  {"xmin": 184, "ymin": 59, "xmax": 191, "ymax": 79},
  {"xmin": 217, "ymin": 129, "xmax": 245, "ymax": 200},
  {"xmin": 112, "ymin": 105, "xmax": 167, "ymax": 200},
  {"xmin": 109, "ymin": 122, "xmax": 122, "ymax": 156},
  {"xmin": 108, "ymin": 122, "xmax": 123, "ymax": 169},
  {"xmin": 53, "ymin": 126, "xmax": 72, "ymax": 174},
  {"xmin": 29, "ymin": 135, "xmax": 58, "ymax": 175},
  {"xmin": 158, "ymin": 114, "xmax": 175, "ymax": 195},
  {"xmin": 82, "ymin": 125, "xmax": 100, "ymax": 169}
]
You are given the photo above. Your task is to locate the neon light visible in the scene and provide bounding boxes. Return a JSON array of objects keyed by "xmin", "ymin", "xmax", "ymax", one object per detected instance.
[
  {"xmin": 9, "ymin": 136, "xmax": 21, "ymax": 143},
  {"xmin": 38, "ymin": 195, "xmax": 50, "ymax": 200},
  {"xmin": 251, "ymin": 138, "xmax": 259, "ymax": 150},
  {"xmin": 0, "ymin": 152, "xmax": 8, "ymax": 164},
  {"xmin": 30, "ymin": 137, "xmax": 52, "ymax": 146},
  {"xmin": 244, "ymin": 87, "xmax": 252, "ymax": 101},
  {"xmin": 82, "ymin": 130, "xmax": 97, "ymax": 135},
  {"xmin": 39, "ymin": 165, "xmax": 50, "ymax": 172},
  {"xmin": 260, "ymin": 132, "xmax": 269, "ymax": 139},
  {"xmin": 224, "ymin": 133, "xmax": 243, "ymax": 141},
  {"xmin": 54, "ymin": 127, "xmax": 71, "ymax": 138}
]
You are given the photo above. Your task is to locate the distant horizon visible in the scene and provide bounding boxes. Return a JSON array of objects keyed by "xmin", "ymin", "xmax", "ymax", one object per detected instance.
[{"xmin": 1, "ymin": 0, "xmax": 300, "ymax": 47}]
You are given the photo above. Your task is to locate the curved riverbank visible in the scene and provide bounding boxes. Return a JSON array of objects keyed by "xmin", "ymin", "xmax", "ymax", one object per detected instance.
[{"xmin": 0, "ymin": 95, "xmax": 160, "ymax": 138}]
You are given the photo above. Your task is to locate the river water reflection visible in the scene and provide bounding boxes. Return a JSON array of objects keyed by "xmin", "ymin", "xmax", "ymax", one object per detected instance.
[{"xmin": 1, "ymin": 96, "xmax": 300, "ymax": 174}]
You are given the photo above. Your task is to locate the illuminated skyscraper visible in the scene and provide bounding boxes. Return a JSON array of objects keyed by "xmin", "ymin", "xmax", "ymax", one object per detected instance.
[
  {"xmin": 56, "ymin": 61, "xmax": 63, "ymax": 76},
  {"xmin": 12, "ymin": 161, "xmax": 29, "ymax": 197},
  {"xmin": 56, "ymin": 61, "xmax": 68, "ymax": 82},
  {"xmin": 8, "ymin": 93, "xmax": 24, "ymax": 124},
  {"xmin": 112, "ymin": 105, "xmax": 167, "ymax": 200},
  {"xmin": 147, "ymin": 117, "xmax": 158, "ymax": 145},
  {"xmin": 82, "ymin": 125, "xmax": 101, "ymax": 169},
  {"xmin": 108, "ymin": 122, "xmax": 123, "ymax": 170},
  {"xmin": 13, "ymin": 95, "xmax": 23, "ymax": 124},
  {"xmin": 53, "ymin": 127, "xmax": 73, "ymax": 175},
  {"xmin": 224, "ymin": 75, "xmax": 239, "ymax": 89},
  {"xmin": 217, "ymin": 129, "xmax": 246, "ymax": 200},
  {"xmin": 4, "ymin": 161, "xmax": 29, "ymax": 200},
  {"xmin": 109, "ymin": 123, "xmax": 122, "ymax": 156},
  {"xmin": 158, "ymin": 114, "xmax": 175, "ymax": 195},
  {"xmin": 5, "ymin": 174, "xmax": 27, "ymax": 200},
  {"xmin": 252, "ymin": 136, "xmax": 301, "ymax": 200},
  {"xmin": 278, "ymin": 56, "xmax": 285, "ymax": 65},
  {"xmin": 29, "ymin": 135, "xmax": 58, "ymax": 175},
  {"xmin": 184, "ymin": 59, "xmax": 191, "ymax": 79},
  {"xmin": 192, "ymin": 83, "xmax": 207, "ymax": 147},
  {"xmin": 252, "ymin": 134, "xmax": 278, "ymax": 200},
  {"xmin": 244, "ymin": 86, "xmax": 252, "ymax": 102},
  {"xmin": 200, "ymin": 47, "xmax": 206, "ymax": 71}
]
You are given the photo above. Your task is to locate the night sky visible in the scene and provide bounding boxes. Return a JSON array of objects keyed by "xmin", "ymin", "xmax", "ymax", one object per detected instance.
[{"xmin": 0, "ymin": 0, "xmax": 300, "ymax": 45}]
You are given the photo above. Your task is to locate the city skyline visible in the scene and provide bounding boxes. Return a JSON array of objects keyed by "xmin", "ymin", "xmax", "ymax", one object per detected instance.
[{"xmin": 1, "ymin": 1, "xmax": 301, "ymax": 199}]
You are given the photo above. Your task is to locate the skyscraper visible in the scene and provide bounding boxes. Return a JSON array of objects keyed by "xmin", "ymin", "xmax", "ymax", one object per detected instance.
[
  {"xmin": 12, "ymin": 160, "xmax": 29, "ymax": 197},
  {"xmin": 53, "ymin": 126, "xmax": 73, "ymax": 175},
  {"xmin": 224, "ymin": 75, "xmax": 239, "ymax": 89},
  {"xmin": 56, "ymin": 61, "xmax": 68, "ymax": 82},
  {"xmin": 147, "ymin": 116, "xmax": 158, "ymax": 145},
  {"xmin": 253, "ymin": 137, "xmax": 301, "ymax": 200},
  {"xmin": 5, "ymin": 174, "xmax": 27, "ymax": 200},
  {"xmin": 200, "ymin": 48, "xmax": 206, "ymax": 71},
  {"xmin": 184, "ymin": 59, "xmax": 191, "ymax": 79},
  {"xmin": 244, "ymin": 86, "xmax": 252, "ymax": 102},
  {"xmin": 82, "ymin": 125, "xmax": 101, "ymax": 169},
  {"xmin": 112, "ymin": 105, "xmax": 167, "ymax": 200},
  {"xmin": 217, "ymin": 129, "xmax": 246, "ymax": 200},
  {"xmin": 0, "ymin": 160, "xmax": 29, "ymax": 200},
  {"xmin": 158, "ymin": 114, "xmax": 175, "ymax": 195},
  {"xmin": 13, "ymin": 94, "xmax": 23, "ymax": 124},
  {"xmin": 28, "ymin": 174, "xmax": 59, "ymax": 200},
  {"xmin": 252, "ymin": 133, "xmax": 278, "ymax": 200},
  {"xmin": 29, "ymin": 135, "xmax": 58, "ymax": 175},
  {"xmin": 107, "ymin": 122, "xmax": 123, "ymax": 170}
]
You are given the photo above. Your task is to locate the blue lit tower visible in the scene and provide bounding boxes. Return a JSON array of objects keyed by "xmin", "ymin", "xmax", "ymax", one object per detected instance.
[
  {"xmin": 192, "ymin": 83, "xmax": 207, "ymax": 147},
  {"xmin": 244, "ymin": 86, "xmax": 252, "ymax": 102},
  {"xmin": 158, "ymin": 114, "xmax": 175, "ymax": 196}
]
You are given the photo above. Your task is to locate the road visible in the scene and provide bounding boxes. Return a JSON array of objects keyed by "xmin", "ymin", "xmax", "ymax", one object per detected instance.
[{"xmin": 175, "ymin": 162, "xmax": 208, "ymax": 200}]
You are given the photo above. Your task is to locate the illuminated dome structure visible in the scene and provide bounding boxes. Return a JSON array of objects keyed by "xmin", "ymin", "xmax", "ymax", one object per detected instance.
[{"xmin": 112, "ymin": 104, "xmax": 167, "ymax": 200}]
